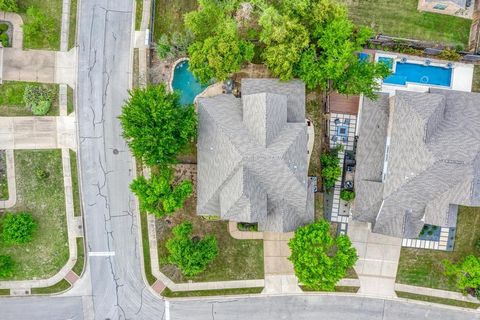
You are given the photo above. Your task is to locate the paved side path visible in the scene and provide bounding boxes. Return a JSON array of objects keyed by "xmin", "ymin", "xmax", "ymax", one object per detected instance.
[
  {"xmin": 395, "ymin": 283, "xmax": 479, "ymax": 303},
  {"xmin": 348, "ymin": 220, "xmax": 402, "ymax": 298},
  {"xmin": 0, "ymin": 149, "xmax": 15, "ymax": 209},
  {"xmin": 0, "ymin": 116, "xmax": 76, "ymax": 150},
  {"xmin": 60, "ymin": 0, "xmax": 71, "ymax": 52}
]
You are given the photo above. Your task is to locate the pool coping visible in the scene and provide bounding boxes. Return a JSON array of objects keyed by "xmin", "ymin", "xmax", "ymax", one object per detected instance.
[{"xmin": 375, "ymin": 51, "xmax": 454, "ymax": 89}]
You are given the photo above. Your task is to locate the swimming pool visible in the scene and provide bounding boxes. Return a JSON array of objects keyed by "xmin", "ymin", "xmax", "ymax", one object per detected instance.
[
  {"xmin": 171, "ymin": 60, "xmax": 209, "ymax": 105},
  {"xmin": 382, "ymin": 59, "xmax": 452, "ymax": 87}
]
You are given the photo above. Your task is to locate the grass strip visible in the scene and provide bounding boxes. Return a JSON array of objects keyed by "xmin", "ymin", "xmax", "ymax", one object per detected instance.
[
  {"xmin": 162, "ymin": 287, "xmax": 263, "ymax": 298},
  {"xmin": 31, "ymin": 279, "xmax": 71, "ymax": 294}
]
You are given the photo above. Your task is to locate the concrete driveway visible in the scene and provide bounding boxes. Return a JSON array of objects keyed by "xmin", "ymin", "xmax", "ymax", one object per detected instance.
[
  {"xmin": 0, "ymin": 116, "xmax": 76, "ymax": 149},
  {"xmin": 348, "ymin": 220, "xmax": 402, "ymax": 297}
]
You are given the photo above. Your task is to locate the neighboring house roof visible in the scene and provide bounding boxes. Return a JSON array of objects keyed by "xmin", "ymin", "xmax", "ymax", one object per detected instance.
[
  {"xmin": 353, "ymin": 89, "xmax": 480, "ymax": 238},
  {"xmin": 425, "ymin": 0, "xmax": 467, "ymax": 8},
  {"xmin": 196, "ymin": 78, "xmax": 314, "ymax": 232}
]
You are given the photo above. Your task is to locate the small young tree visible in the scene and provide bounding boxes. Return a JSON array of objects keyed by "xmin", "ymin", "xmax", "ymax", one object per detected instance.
[
  {"xmin": 0, "ymin": 0, "xmax": 18, "ymax": 12},
  {"xmin": 166, "ymin": 221, "xmax": 218, "ymax": 276},
  {"xmin": 119, "ymin": 84, "xmax": 197, "ymax": 166},
  {"xmin": 0, "ymin": 255, "xmax": 14, "ymax": 278},
  {"xmin": 443, "ymin": 255, "xmax": 480, "ymax": 298},
  {"xmin": 23, "ymin": 84, "xmax": 55, "ymax": 116},
  {"xmin": 288, "ymin": 220, "xmax": 357, "ymax": 291},
  {"xmin": 2, "ymin": 212, "xmax": 37, "ymax": 244},
  {"xmin": 340, "ymin": 189, "xmax": 355, "ymax": 202},
  {"xmin": 320, "ymin": 147, "xmax": 342, "ymax": 190},
  {"xmin": 130, "ymin": 168, "xmax": 193, "ymax": 217}
]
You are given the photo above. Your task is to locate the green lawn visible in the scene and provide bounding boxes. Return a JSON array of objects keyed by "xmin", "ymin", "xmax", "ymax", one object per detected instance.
[
  {"xmin": 69, "ymin": 150, "xmax": 81, "ymax": 217},
  {"xmin": 301, "ymin": 286, "xmax": 359, "ymax": 293},
  {"xmin": 157, "ymin": 197, "xmax": 264, "ymax": 283},
  {"xmin": 72, "ymin": 237, "xmax": 84, "ymax": 276},
  {"xmin": 153, "ymin": 0, "xmax": 197, "ymax": 40},
  {"xmin": 0, "ymin": 82, "xmax": 59, "ymax": 116},
  {"xmin": 396, "ymin": 291, "xmax": 480, "ymax": 309},
  {"xmin": 338, "ymin": 0, "xmax": 471, "ymax": 47},
  {"xmin": 31, "ymin": 279, "xmax": 71, "ymax": 294},
  {"xmin": 17, "ymin": 0, "xmax": 62, "ymax": 50},
  {"xmin": 472, "ymin": 65, "xmax": 480, "ymax": 92},
  {"xmin": 68, "ymin": 0, "xmax": 77, "ymax": 49},
  {"xmin": 162, "ymin": 287, "xmax": 263, "ymax": 298},
  {"xmin": 396, "ymin": 206, "xmax": 480, "ymax": 291},
  {"xmin": 135, "ymin": 0, "xmax": 143, "ymax": 31},
  {"xmin": 67, "ymin": 85, "xmax": 74, "ymax": 115},
  {"xmin": 0, "ymin": 151, "xmax": 8, "ymax": 200},
  {"xmin": 0, "ymin": 150, "xmax": 69, "ymax": 280}
]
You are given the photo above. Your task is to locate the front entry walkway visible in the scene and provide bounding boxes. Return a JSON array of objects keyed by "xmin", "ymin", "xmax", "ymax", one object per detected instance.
[{"xmin": 348, "ymin": 220, "xmax": 402, "ymax": 298}]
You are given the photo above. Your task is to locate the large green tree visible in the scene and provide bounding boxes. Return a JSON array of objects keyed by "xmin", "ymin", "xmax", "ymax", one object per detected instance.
[
  {"xmin": 185, "ymin": 0, "xmax": 254, "ymax": 84},
  {"xmin": 119, "ymin": 84, "xmax": 197, "ymax": 166},
  {"xmin": 130, "ymin": 168, "xmax": 193, "ymax": 217},
  {"xmin": 259, "ymin": 0, "xmax": 389, "ymax": 97},
  {"xmin": 444, "ymin": 255, "xmax": 480, "ymax": 298},
  {"xmin": 288, "ymin": 220, "xmax": 357, "ymax": 291},
  {"xmin": 166, "ymin": 221, "xmax": 218, "ymax": 276}
]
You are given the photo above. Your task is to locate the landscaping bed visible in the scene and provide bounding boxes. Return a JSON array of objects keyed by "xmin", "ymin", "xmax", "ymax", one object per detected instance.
[
  {"xmin": 0, "ymin": 150, "xmax": 8, "ymax": 200},
  {"xmin": 0, "ymin": 82, "xmax": 59, "ymax": 116},
  {"xmin": 338, "ymin": 0, "xmax": 471, "ymax": 47},
  {"xmin": 0, "ymin": 150, "xmax": 69, "ymax": 280},
  {"xmin": 156, "ymin": 166, "xmax": 264, "ymax": 283},
  {"xmin": 396, "ymin": 206, "xmax": 480, "ymax": 292}
]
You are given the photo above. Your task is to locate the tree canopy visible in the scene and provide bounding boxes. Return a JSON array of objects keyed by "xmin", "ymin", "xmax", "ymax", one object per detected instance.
[
  {"xmin": 258, "ymin": 0, "xmax": 389, "ymax": 96},
  {"xmin": 119, "ymin": 84, "xmax": 197, "ymax": 166},
  {"xmin": 288, "ymin": 220, "xmax": 357, "ymax": 291},
  {"xmin": 130, "ymin": 168, "xmax": 193, "ymax": 218},
  {"xmin": 444, "ymin": 255, "xmax": 480, "ymax": 298},
  {"xmin": 166, "ymin": 221, "xmax": 218, "ymax": 276},
  {"xmin": 320, "ymin": 147, "xmax": 342, "ymax": 189},
  {"xmin": 185, "ymin": 0, "xmax": 389, "ymax": 97},
  {"xmin": 185, "ymin": 0, "xmax": 254, "ymax": 84}
]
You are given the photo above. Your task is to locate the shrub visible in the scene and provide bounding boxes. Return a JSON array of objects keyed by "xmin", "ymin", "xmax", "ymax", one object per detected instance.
[
  {"xmin": 443, "ymin": 255, "xmax": 480, "ymax": 297},
  {"xmin": 438, "ymin": 48, "xmax": 461, "ymax": 61},
  {"xmin": 0, "ymin": 33, "xmax": 9, "ymax": 47},
  {"xmin": 35, "ymin": 168, "xmax": 49, "ymax": 180},
  {"xmin": 475, "ymin": 238, "xmax": 480, "ymax": 251},
  {"xmin": 0, "ymin": 255, "xmax": 14, "ymax": 278},
  {"xmin": 288, "ymin": 220, "xmax": 357, "ymax": 291},
  {"xmin": 23, "ymin": 85, "xmax": 54, "ymax": 116},
  {"xmin": 340, "ymin": 189, "xmax": 355, "ymax": 202},
  {"xmin": 166, "ymin": 221, "xmax": 218, "ymax": 276},
  {"xmin": 320, "ymin": 146, "xmax": 343, "ymax": 190},
  {"xmin": 0, "ymin": 0, "xmax": 18, "ymax": 12},
  {"xmin": 2, "ymin": 212, "xmax": 37, "ymax": 244},
  {"xmin": 0, "ymin": 23, "xmax": 8, "ymax": 32},
  {"xmin": 130, "ymin": 168, "xmax": 193, "ymax": 217}
]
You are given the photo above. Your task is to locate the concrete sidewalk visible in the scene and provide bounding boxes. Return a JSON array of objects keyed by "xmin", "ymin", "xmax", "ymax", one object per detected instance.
[
  {"xmin": 2, "ymin": 48, "xmax": 76, "ymax": 87},
  {"xmin": 0, "ymin": 116, "xmax": 76, "ymax": 150}
]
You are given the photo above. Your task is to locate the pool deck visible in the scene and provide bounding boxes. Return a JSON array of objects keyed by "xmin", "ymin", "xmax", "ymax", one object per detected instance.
[{"xmin": 376, "ymin": 52, "xmax": 474, "ymax": 95}]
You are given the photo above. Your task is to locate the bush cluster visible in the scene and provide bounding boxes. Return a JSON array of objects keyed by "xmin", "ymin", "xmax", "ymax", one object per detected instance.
[
  {"xmin": 340, "ymin": 189, "xmax": 355, "ymax": 202},
  {"xmin": 165, "ymin": 222, "xmax": 218, "ymax": 276},
  {"xmin": 0, "ymin": 212, "xmax": 36, "ymax": 278},
  {"xmin": 0, "ymin": 23, "xmax": 9, "ymax": 47},
  {"xmin": 320, "ymin": 146, "xmax": 343, "ymax": 190},
  {"xmin": 23, "ymin": 85, "xmax": 55, "ymax": 115}
]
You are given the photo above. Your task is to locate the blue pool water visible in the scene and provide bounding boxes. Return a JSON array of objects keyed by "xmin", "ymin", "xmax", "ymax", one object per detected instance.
[
  {"xmin": 358, "ymin": 52, "xmax": 370, "ymax": 62},
  {"xmin": 171, "ymin": 60, "xmax": 208, "ymax": 105},
  {"xmin": 383, "ymin": 60, "xmax": 452, "ymax": 87}
]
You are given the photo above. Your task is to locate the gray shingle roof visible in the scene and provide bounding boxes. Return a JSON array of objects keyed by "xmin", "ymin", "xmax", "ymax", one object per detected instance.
[
  {"xmin": 197, "ymin": 78, "xmax": 313, "ymax": 232},
  {"xmin": 353, "ymin": 89, "xmax": 480, "ymax": 238}
]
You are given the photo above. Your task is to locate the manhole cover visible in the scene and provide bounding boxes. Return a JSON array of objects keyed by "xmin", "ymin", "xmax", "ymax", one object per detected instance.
[{"xmin": 113, "ymin": 149, "xmax": 119, "ymax": 155}]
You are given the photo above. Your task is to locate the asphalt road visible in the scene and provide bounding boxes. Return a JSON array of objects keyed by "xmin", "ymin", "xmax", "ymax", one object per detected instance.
[
  {"xmin": 75, "ymin": 0, "xmax": 164, "ymax": 318},
  {"xmin": 0, "ymin": 1, "xmax": 479, "ymax": 320}
]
